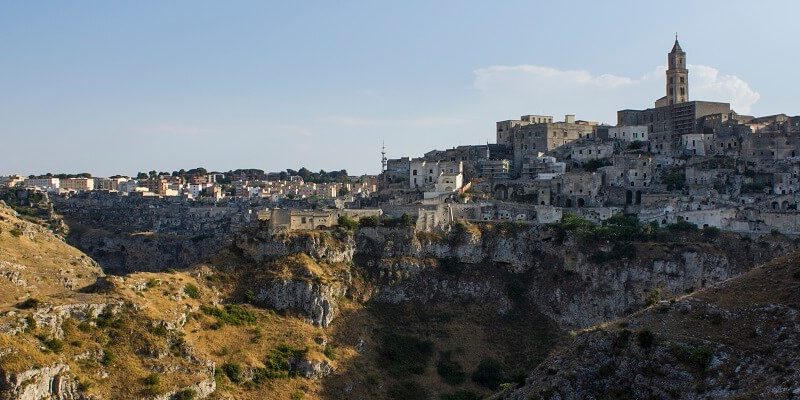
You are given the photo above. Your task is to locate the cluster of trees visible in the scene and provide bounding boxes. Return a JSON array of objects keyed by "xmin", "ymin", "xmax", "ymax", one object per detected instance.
[
  {"xmin": 29, "ymin": 173, "xmax": 92, "ymax": 179},
  {"xmin": 278, "ymin": 168, "xmax": 349, "ymax": 183}
]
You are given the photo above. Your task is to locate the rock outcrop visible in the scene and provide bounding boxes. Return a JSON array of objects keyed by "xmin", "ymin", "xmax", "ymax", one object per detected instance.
[{"xmin": 0, "ymin": 364, "xmax": 82, "ymax": 400}]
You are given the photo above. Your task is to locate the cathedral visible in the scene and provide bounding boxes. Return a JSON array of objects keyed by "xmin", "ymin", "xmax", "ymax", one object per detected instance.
[{"xmin": 617, "ymin": 37, "xmax": 731, "ymax": 149}]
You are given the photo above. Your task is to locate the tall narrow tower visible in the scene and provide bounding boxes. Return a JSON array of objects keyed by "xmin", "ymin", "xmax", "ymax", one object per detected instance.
[
  {"xmin": 666, "ymin": 36, "xmax": 688, "ymax": 105},
  {"xmin": 381, "ymin": 141, "xmax": 387, "ymax": 172}
]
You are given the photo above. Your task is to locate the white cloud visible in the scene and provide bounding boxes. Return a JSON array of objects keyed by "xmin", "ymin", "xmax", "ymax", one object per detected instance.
[{"xmin": 472, "ymin": 63, "xmax": 760, "ymax": 122}]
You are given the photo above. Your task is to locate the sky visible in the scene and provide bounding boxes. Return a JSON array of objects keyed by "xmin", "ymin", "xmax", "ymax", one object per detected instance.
[{"xmin": 1, "ymin": 0, "xmax": 798, "ymax": 177}]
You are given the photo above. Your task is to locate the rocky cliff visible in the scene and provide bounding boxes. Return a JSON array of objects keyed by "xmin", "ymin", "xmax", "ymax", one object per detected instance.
[{"xmin": 495, "ymin": 251, "xmax": 800, "ymax": 400}]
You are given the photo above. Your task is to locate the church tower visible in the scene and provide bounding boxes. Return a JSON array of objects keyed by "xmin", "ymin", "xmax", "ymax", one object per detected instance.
[{"xmin": 666, "ymin": 36, "xmax": 688, "ymax": 105}]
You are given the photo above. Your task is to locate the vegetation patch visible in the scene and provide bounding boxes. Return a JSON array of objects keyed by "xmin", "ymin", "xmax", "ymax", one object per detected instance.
[
  {"xmin": 201, "ymin": 304, "xmax": 257, "ymax": 326},
  {"xmin": 436, "ymin": 351, "xmax": 466, "ymax": 385},
  {"xmin": 183, "ymin": 283, "xmax": 200, "ymax": 299}
]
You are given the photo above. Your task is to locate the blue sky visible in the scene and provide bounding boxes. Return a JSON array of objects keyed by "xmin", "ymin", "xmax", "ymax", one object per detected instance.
[{"xmin": 1, "ymin": 1, "xmax": 798, "ymax": 177}]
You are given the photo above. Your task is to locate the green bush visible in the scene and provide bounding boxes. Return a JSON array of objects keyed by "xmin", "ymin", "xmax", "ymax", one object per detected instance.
[
  {"xmin": 337, "ymin": 215, "xmax": 359, "ymax": 230},
  {"xmin": 664, "ymin": 170, "xmax": 686, "ymax": 190},
  {"xmin": 383, "ymin": 214, "xmax": 417, "ymax": 228},
  {"xmin": 9, "ymin": 227, "xmax": 23, "ymax": 237},
  {"xmin": 471, "ymin": 358, "xmax": 507, "ymax": 390},
  {"xmin": 174, "ymin": 389, "xmax": 197, "ymax": 400},
  {"xmin": 436, "ymin": 351, "xmax": 466, "ymax": 385},
  {"xmin": 183, "ymin": 284, "xmax": 200, "ymax": 299},
  {"xmin": 358, "ymin": 215, "xmax": 380, "ymax": 228},
  {"xmin": 222, "ymin": 362, "xmax": 244, "ymax": 384},
  {"xmin": 101, "ymin": 349, "xmax": 114, "ymax": 366},
  {"xmin": 201, "ymin": 304, "xmax": 257, "ymax": 326},
  {"xmin": 701, "ymin": 226, "xmax": 720, "ymax": 239},
  {"xmin": 387, "ymin": 380, "xmax": 431, "ymax": 400},
  {"xmin": 666, "ymin": 220, "xmax": 698, "ymax": 232},
  {"xmin": 323, "ymin": 344, "xmax": 337, "ymax": 360},
  {"xmin": 37, "ymin": 335, "xmax": 64, "ymax": 353},
  {"xmin": 378, "ymin": 333, "xmax": 434, "ymax": 375},
  {"xmin": 143, "ymin": 373, "xmax": 160, "ymax": 387}
]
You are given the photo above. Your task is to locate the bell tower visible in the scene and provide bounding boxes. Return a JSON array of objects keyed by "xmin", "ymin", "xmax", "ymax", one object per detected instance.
[{"xmin": 666, "ymin": 35, "xmax": 688, "ymax": 105}]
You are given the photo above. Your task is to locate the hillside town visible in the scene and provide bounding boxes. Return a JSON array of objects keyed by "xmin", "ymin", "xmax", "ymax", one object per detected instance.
[{"xmin": 3, "ymin": 38, "xmax": 800, "ymax": 236}]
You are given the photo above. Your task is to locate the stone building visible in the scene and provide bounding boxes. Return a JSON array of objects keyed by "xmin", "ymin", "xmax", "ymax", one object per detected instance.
[
  {"xmin": 608, "ymin": 125, "xmax": 649, "ymax": 142},
  {"xmin": 508, "ymin": 115, "xmax": 596, "ymax": 176}
]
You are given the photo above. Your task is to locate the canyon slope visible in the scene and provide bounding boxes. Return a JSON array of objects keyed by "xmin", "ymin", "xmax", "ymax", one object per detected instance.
[{"xmin": 2, "ymin": 199, "xmax": 798, "ymax": 399}]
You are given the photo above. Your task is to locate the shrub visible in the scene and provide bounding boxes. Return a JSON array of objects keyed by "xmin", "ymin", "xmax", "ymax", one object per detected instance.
[
  {"xmin": 689, "ymin": 346, "xmax": 713, "ymax": 370},
  {"xmin": 101, "ymin": 349, "xmax": 115, "ymax": 366},
  {"xmin": 671, "ymin": 344, "xmax": 713, "ymax": 371},
  {"xmin": 436, "ymin": 351, "xmax": 466, "ymax": 385},
  {"xmin": 291, "ymin": 392, "xmax": 305, "ymax": 400},
  {"xmin": 358, "ymin": 215, "xmax": 380, "ymax": 228},
  {"xmin": 9, "ymin": 227, "xmax": 23, "ymax": 237},
  {"xmin": 664, "ymin": 170, "xmax": 686, "ymax": 191},
  {"xmin": 471, "ymin": 358, "xmax": 507, "ymax": 390},
  {"xmin": 24, "ymin": 315, "xmax": 36, "ymax": 332},
  {"xmin": 183, "ymin": 284, "xmax": 200, "ymax": 299},
  {"xmin": 667, "ymin": 220, "xmax": 697, "ymax": 232},
  {"xmin": 387, "ymin": 380, "xmax": 431, "ymax": 400},
  {"xmin": 143, "ymin": 373, "xmax": 160, "ymax": 387},
  {"xmin": 383, "ymin": 214, "xmax": 417, "ymax": 228},
  {"xmin": 636, "ymin": 329, "xmax": 655, "ymax": 348},
  {"xmin": 323, "ymin": 344, "xmax": 337, "ymax": 360},
  {"xmin": 440, "ymin": 390, "xmax": 482, "ymax": 400},
  {"xmin": 201, "ymin": 304, "xmax": 257, "ymax": 326},
  {"xmin": 222, "ymin": 362, "xmax": 244, "ymax": 384},
  {"xmin": 337, "ymin": 215, "xmax": 358, "ymax": 230},
  {"xmin": 701, "ymin": 226, "xmax": 720, "ymax": 239},
  {"xmin": 38, "ymin": 335, "xmax": 64, "ymax": 353},
  {"xmin": 378, "ymin": 333, "xmax": 434, "ymax": 375},
  {"xmin": 16, "ymin": 297, "xmax": 42, "ymax": 309},
  {"xmin": 174, "ymin": 389, "xmax": 196, "ymax": 400},
  {"xmin": 646, "ymin": 289, "xmax": 662, "ymax": 307}
]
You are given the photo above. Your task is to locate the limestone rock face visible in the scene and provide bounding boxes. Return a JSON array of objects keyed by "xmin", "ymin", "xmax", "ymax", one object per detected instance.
[
  {"xmin": 0, "ymin": 364, "xmax": 82, "ymax": 400},
  {"xmin": 256, "ymin": 279, "xmax": 346, "ymax": 327},
  {"xmin": 289, "ymin": 357, "xmax": 334, "ymax": 379}
]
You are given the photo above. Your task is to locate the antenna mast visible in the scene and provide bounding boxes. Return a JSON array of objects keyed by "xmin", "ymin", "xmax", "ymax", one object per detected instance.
[{"xmin": 381, "ymin": 141, "xmax": 388, "ymax": 172}]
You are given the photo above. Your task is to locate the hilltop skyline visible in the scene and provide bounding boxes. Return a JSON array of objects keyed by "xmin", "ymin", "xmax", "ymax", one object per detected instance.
[{"xmin": 1, "ymin": 0, "xmax": 798, "ymax": 177}]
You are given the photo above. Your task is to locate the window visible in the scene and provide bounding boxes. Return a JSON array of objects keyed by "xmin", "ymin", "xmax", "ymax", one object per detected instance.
[{"xmin": 412, "ymin": 170, "xmax": 417, "ymax": 176}]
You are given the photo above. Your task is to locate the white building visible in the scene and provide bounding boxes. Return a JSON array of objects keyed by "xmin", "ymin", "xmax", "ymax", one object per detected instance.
[
  {"xmin": 409, "ymin": 160, "xmax": 462, "ymax": 189},
  {"xmin": 23, "ymin": 178, "xmax": 60, "ymax": 191},
  {"xmin": 609, "ymin": 125, "xmax": 649, "ymax": 142}
]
